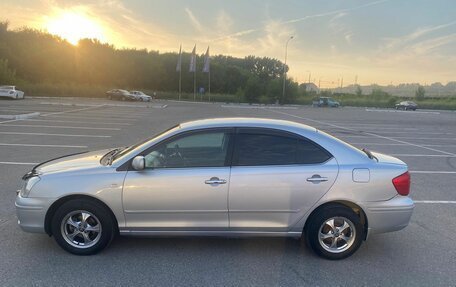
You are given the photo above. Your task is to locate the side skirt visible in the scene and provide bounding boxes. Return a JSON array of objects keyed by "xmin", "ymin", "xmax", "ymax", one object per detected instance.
[{"xmin": 119, "ymin": 229, "xmax": 302, "ymax": 238}]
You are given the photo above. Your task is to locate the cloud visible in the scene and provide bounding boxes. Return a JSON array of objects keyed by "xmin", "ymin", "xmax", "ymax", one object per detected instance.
[
  {"xmin": 214, "ymin": 0, "xmax": 390, "ymax": 42},
  {"xmin": 383, "ymin": 20, "xmax": 456, "ymax": 50},
  {"xmin": 185, "ymin": 8, "xmax": 204, "ymax": 33},
  {"xmin": 328, "ymin": 12, "xmax": 354, "ymax": 44},
  {"xmin": 409, "ymin": 33, "xmax": 456, "ymax": 55}
]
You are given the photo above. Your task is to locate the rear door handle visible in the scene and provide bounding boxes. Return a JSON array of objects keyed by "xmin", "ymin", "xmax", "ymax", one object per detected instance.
[
  {"xmin": 307, "ymin": 175, "xmax": 329, "ymax": 183},
  {"xmin": 205, "ymin": 177, "xmax": 227, "ymax": 185}
]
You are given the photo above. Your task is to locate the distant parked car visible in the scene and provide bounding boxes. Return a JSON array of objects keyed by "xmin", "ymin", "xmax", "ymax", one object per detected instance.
[
  {"xmin": 106, "ymin": 89, "xmax": 137, "ymax": 101},
  {"xmin": 395, "ymin": 101, "xmax": 417, "ymax": 111},
  {"xmin": 0, "ymin": 86, "xmax": 25, "ymax": 100},
  {"xmin": 313, "ymin": 97, "xmax": 340, "ymax": 107},
  {"xmin": 130, "ymin": 91, "xmax": 152, "ymax": 102}
]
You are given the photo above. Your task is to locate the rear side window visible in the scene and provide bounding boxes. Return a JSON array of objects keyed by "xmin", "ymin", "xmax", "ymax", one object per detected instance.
[
  {"xmin": 296, "ymin": 139, "xmax": 332, "ymax": 164},
  {"xmin": 234, "ymin": 130, "xmax": 331, "ymax": 166}
]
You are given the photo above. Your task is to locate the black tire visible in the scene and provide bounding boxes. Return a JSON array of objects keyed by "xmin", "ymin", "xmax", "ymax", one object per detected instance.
[
  {"xmin": 305, "ymin": 205, "xmax": 364, "ymax": 260},
  {"xmin": 51, "ymin": 199, "xmax": 115, "ymax": 255}
]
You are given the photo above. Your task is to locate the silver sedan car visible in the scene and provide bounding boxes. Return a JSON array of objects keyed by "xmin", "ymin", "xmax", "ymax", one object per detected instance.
[{"xmin": 15, "ymin": 118, "xmax": 414, "ymax": 259}]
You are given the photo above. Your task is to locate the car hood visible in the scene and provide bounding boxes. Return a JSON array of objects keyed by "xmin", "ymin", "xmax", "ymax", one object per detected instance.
[{"xmin": 33, "ymin": 149, "xmax": 110, "ymax": 174}]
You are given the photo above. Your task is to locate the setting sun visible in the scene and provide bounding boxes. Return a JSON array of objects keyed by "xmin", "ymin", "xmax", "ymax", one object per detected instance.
[{"xmin": 44, "ymin": 11, "xmax": 105, "ymax": 45}]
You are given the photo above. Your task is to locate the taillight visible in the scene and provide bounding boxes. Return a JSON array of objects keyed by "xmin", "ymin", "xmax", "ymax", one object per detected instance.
[{"xmin": 392, "ymin": 171, "xmax": 410, "ymax": 196}]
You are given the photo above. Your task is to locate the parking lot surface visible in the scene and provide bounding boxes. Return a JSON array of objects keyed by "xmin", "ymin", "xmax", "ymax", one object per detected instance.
[{"xmin": 1, "ymin": 98, "xmax": 455, "ymax": 286}]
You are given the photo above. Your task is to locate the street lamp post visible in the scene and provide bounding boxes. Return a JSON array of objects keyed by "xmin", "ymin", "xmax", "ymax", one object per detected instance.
[{"xmin": 281, "ymin": 36, "xmax": 294, "ymax": 104}]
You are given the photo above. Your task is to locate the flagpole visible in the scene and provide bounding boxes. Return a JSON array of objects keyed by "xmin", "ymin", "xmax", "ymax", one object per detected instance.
[
  {"xmin": 179, "ymin": 68, "xmax": 182, "ymax": 101},
  {"xmin": 208, "ymin": 69, "xmax": 211, "ymax": 102},
  {"xmin": 193, "ymin": 70, "xmax": 196, "ymax": 101},
  {"xmin": 177, "ymin": 44, "xmax": 182, "ymax": 101}
]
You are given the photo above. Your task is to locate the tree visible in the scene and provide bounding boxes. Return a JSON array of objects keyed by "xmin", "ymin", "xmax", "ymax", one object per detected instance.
[
  {"xmin": 243, "ymin": 76, "xmax": 263, "ymax": 103},
  {"xmin": 0, "ymin": 22, "xmax": 301, "ymax": 100},
  {"xmin": 355, "ymin": 85, "xmax": 362, "ymax": 96},
  {"xmin": 0, "ymin": 59, "xmax": 16, "ymax": 83},
  {"xmin": 415, "ymin": 85, "xmax": 425, "ymax": 99}
]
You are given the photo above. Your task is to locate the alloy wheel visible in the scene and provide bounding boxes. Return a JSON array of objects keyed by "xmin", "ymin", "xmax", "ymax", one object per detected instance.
[
  {"xmin": 318, "ymin": 217, "xmax": 356, "ymax": 253},
  {"xmin": 60, "ymin": 210, "xmax": 102, "ymax": 249}
]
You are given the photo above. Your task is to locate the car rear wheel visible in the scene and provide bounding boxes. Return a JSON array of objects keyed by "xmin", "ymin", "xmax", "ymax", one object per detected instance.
[
  {"xmin": 51, "ymin": 199, "xmax": 115, "ymax": 255},
  {"xmin": 305, "ymin": 205, "xmax": 363, "ymax": 260}
]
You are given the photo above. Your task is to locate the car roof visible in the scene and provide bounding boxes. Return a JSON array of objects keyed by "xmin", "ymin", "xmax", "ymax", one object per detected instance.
[
  {"xmin": 179, "ymin": 117, "xmax": 317, "ymax": 133},
  {"xmin": 0, "ymin": 85, "xmax": 15, "ymax": 89}
]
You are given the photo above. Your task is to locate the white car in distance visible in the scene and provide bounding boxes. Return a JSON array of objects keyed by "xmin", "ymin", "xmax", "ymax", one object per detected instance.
[
  {"xmin": 130, "ymin": 91, "xmax": 152, "ymax": 102},
  {"xmin": 0, "ymin": 86, "xmax": 25, "ymax": 100}
]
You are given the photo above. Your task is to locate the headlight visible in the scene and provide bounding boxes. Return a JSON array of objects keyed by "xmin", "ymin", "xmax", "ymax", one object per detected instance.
[{"xmin": 20, "ymin": 176, "xmax": 40, "ymax": 197}]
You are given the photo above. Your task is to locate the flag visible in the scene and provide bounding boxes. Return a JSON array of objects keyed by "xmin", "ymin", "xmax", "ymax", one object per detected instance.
[
  {"xmin": 176, "ymin": 44, "xmax": 182, "ymax": 72},
  {"xmin": 202, "ymin": 46, "xmax": 210, "ymax": 73},
  {"xmin": 189, "ymin": 45, "xmax": 196, "ymax": 72}
]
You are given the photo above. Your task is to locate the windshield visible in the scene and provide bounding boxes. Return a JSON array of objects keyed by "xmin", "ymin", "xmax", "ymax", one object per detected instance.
[{"xmin": 102, "ymin": 124, "xmax": 180, "ymax": 165}]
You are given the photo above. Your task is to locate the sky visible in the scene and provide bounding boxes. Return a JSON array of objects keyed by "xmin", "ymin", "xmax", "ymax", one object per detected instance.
[{"xmin": 1, "ymin": 0, "xmax": 455, "ymax": 87}]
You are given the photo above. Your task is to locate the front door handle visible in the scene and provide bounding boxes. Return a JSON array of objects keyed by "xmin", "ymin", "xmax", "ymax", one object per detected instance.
[
  {"xmin": 205, "ymin": 177, "xmax": 227, "ymax": 185},
  {"xmin": 306, "ymin": 175, "xmax": 329, "ymax": 183}
]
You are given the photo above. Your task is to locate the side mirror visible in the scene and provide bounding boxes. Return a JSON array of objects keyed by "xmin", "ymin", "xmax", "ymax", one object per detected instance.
[{"xmin": 131, "ymin": 156, "xmax": 145, "ymax": 171}]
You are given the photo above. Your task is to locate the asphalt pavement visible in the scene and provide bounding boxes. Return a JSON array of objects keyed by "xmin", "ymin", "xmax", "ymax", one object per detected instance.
[{"xmin": 0, "ymin": 97, "xmax": 455, "ymax": 286}]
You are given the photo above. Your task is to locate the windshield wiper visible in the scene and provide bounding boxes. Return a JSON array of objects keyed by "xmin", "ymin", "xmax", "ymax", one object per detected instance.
[
  {"xmin": 362, "ymin": 148, "xmax": 378, "ymax": 162},
  {"xmin": 103, "ymin": 147, "xmax": 125, "ymax": 165}
]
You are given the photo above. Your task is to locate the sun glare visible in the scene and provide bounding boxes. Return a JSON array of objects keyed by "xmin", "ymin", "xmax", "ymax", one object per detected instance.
[{"xmin": 45, "ymin": 11, "xmax": 105, "ymax": 45}]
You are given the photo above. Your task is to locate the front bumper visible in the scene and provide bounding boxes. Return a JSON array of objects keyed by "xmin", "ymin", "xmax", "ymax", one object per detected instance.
[
  {"xmin": 362, "ymin": 196, "xmax": 414, "ymax": 236},
  {"xmin": 15, "ymin": 194, "xmax": 53, "ymax": 233}
]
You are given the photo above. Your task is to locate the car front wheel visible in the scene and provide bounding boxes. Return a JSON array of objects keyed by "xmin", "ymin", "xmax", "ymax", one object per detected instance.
[
  {"xmin": 305, "ymin": 205, "xmax": 363, "ymax": 260},
  {"xmin": 51, "ymin": 199, "xmax": 115, "ymax": 255}
]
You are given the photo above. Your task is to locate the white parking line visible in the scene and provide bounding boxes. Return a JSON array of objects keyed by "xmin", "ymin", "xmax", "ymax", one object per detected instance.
[
  {"xmin": 0, "ymin": 161, "xmax": 38, "ymax": 165},
  {"xmin": 267, "ymin": 109, "xmax": 456, "ymax": 157},
  {"xmin": 350, "ymin": 143, "xmax": 456, "ymax": 147},
  {"xmin": 350, "ymin": 143, "xmax": 408, "ymax": 146},
  {"xmin": 414, "ymin": 200, "xmax": 456, "ymax": 204},
  {"xmin": 365, "ymin": 109, "xmax": 440, "ymax": 115},
  {"xmin": 0, "ymin": 143, "xmax": 88, "ymax": 148},
  {"xmin": 43, "ymin": 114, "xmax": 142, "ymax": 121},
  {"xmin": 340, "ymin": 135, "xmax": 456, "ymax": 140},
  {"xmin": 0, "ymin": 124, "xmax": 120, "ymax": 131},
  {"xmin": 390, "ymin": 154, "xmax": 456, "ymax": 157},
  {"xmin": 0, "ymin": 132, "xmax": 111, "ymax": 138},
  {"xmin": 22, "ymin": 119, "xmax": 131, "ymax": 126},
  {"xmin": 41, "ymin": 105, "xmax": 105, "ymax": 116},
  {"xmin": 410, "ymin": 171, "xmax": 456, "ymax": 174},
  {"xmin": 324, "ymin": 127, "xmax": 419, "ymax": 131},
  {"xmin": 374, "ymin": 131, "xmax": 453, "ymax": 135},
  {"xmin": 0, "ymin": 119, "xmax": 20, "ymax": 124}
]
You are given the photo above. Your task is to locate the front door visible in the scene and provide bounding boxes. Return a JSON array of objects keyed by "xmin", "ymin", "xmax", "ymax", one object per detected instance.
[{"xmin": 122, "ymin": 129, "xmax": 233, "ymax": 229}]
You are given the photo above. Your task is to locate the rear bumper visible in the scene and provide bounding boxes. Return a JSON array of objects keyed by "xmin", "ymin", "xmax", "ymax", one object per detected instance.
[
  {"xmin": 15, "ymin": 194, "xmax": 53, "ymax": 234},
  {"xmin": 362, "ymin": 196, "xmax": 414, "ymax": 236}
]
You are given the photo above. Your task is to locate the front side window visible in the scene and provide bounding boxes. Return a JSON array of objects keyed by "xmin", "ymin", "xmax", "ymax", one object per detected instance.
[
  {"xmin": 234, "ymin": 130, "xmax": 331, "ymax": 166},
  {"xmin": 144, "ymin": 131, "xmax": 231, "ymax": 168}
]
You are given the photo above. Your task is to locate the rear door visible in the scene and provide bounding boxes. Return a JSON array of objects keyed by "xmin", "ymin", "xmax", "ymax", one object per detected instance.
[{"xmin": 228, "ymin": 128, "xmax": 338, "ymax": 230}]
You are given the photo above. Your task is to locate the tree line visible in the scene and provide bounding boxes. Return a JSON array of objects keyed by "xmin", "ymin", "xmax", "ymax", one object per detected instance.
[{"xmin": 0, "ymin": 21, "xmax": 299, "ymax": 103}]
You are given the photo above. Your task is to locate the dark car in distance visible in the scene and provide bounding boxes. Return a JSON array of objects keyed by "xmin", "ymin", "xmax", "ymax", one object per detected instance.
[
  {"xmin": 395, "ymin": 101, "xmax": 418, "ymax": 111},
  {"xmin": 312, "ymin": 97, "xmax": 340, "ymax": 108},
  {"xmin": 106, "ymin": 89, "xmax": 136, "ymax": 101}
]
